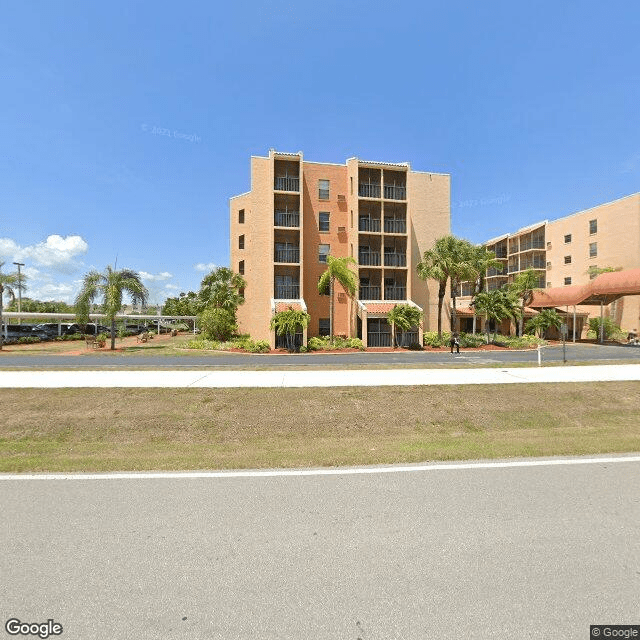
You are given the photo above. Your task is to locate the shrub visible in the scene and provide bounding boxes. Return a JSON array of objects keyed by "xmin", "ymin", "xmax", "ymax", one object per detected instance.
[
  {"xmin": 184, "ymin": 338, "xmax": 221, "ymax": 350},
  {"xmin": 307, "ymin": 336, "xmax": 326, "ymax": 351},
  {"xmin": 199, "ymin": 307, "xmax": 237, "ymax": 342},
  {"xmin": 423, "ymin": 331, "xmax": 450, "ymax": 348},
  {"xmin": 233, "ymin": 338, "xmax": 270, "ymax": 353},
  {"xmin": 588, "ymin": 317, "xmax": 623, "ymax": 340},
  {"xmin": 458, "ymin": 332, "xmax": 485, "ymax": 348},
  {"xmin": 406, "ymin": 342, "xmax": 423, "ymax": 351},
  {"xmin": 17, "ymin": 336, "xmax": 41, "ymax": 344},
  {"xmin": 299, "ymin": 345, "xmax": 308, "ymax": 353}
]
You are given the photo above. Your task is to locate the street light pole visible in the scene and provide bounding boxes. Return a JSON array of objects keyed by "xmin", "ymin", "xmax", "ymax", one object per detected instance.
[{"xmin": 13, "ymin": 262, "xmax": 25, "ymax": 325}]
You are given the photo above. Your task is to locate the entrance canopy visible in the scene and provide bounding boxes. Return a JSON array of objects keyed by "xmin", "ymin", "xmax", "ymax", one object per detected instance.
[{"xmin": 529, "ymin": 269, "xmax": 640, "ymax": 308}]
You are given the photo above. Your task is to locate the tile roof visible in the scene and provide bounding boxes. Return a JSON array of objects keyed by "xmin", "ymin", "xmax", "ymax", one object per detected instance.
[{"xmin": 529, "ymin": 268, "xmax": 640, "ymax": 307}]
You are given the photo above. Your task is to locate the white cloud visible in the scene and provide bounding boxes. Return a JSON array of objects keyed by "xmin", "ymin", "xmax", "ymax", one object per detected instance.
[
  {"xmin": 164, "ymin": 284, "xmax": 180, "ymax": 291},
  {"xmin": 0, "ymin": 234, "xmax": 88, "ymax": 273},
  {"xmin": 194, "ymin": 262, "xmax": 217, "ymax": 272},
  {"xmin": 139, "ymin": 271, "xmax": 173, "ymax": 282}
]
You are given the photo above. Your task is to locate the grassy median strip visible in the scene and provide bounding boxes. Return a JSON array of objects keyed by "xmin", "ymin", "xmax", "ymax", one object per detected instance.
[{"xmin": 2, "ymin": 382, "xmax": 640, "ymax": 472}]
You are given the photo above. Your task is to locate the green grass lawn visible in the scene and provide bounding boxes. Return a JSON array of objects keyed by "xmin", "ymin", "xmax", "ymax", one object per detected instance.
[{"xmin": 2, "ymin": 383, "xmax": 639, "ymax": 472}]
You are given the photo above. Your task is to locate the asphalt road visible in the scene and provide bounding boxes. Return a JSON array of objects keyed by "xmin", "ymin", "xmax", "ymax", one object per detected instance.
[
  {"xmin": 2, "ymin": 457, "xmax": 639, "ymax": 639},
  {"xmin": 1, "ymin": 343, "xmax": 640, "ymax": 368}
]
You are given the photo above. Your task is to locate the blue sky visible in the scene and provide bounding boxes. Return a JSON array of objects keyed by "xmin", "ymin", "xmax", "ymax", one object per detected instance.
[{"xmin": 1, "ymin": 1, "xmax": 639, "ymax": 304}]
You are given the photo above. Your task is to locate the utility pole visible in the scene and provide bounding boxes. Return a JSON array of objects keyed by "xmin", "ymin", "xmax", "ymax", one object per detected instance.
[{"xmin": 13, "ymin": 262, "xmax": 25, "ymax": 325}]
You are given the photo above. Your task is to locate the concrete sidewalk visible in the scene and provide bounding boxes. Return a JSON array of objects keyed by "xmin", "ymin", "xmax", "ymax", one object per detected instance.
[{"xmin": 1, "ymin": 364, "xmax": 639, "ymax": 388}]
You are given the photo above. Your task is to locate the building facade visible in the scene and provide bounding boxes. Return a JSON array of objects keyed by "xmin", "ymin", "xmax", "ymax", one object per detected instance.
[
  {"xmin": 230, "ymin": 150, "xmax": 450, "ymax": 347},
  {"xmin": 457, "ymin": 193, "xmax": 640, "ymax": 335}
]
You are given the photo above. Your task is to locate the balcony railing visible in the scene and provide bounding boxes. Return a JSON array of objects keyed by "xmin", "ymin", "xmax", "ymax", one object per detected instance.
[
  {"xmin": 358, "ymin": 183, "xmax": 381, "ymax": 198},
  {"xmin": 359, "ymin": 251, "xmax": 381, "ymax": 266},
  {"xmin": 274, "ymin": 248, "xmax": 300, "ymax": 263},
  {"xmin": 494, "ymin": 248, "xmax": 507, "ymax": 258},
  {"xmin": 383, "ymin": 185, "xmax": 406, "ymax": 200},
  {"xmin": 396, "ymin": 330, "xmax": 418, "ymax": 347},
  {"xmin": 274, "ymin": 211, "xmax": 299, "ymax": 227},
  {"xmin": 487, "ymin": 267, "xmax": 504, "ymax": 277},
  {"xmin": 521, "ymin": 258, "xmax": 546, "ymax": 270},
  {"xmin": 360, "ymin": 286, "xmax": 381, "ymax": 300},
  {"xmin": 508, "ymin": 264, "xmax": 519, "ymax": 273},
  {"xmin": 274, "ymin": 285, "xmax": 299, "ymax": 299},
  {"xmin": 359, "ymin": 218, "xmax": 381, "ymax": 232},
  {"xmin": 385, "ymin": 286, "xmax": 406, "ymax": 299},
  {"xmin": 520, "ymin": 239, "xmax": 545, "ymax": 251},
  {"xmin": 384, "ymin": 253, "xmax": 407, "ymax": 267},
  {"xmin": 274, "ymin": 177, "xmax": 299, "ymax": 192},
  {"xmin": 384, "ymin": 219, "xmax": 406, "ymax": 233},
  {"xmin": 367, "ymin": 331, "xmax": 392, "ymax": 347}
]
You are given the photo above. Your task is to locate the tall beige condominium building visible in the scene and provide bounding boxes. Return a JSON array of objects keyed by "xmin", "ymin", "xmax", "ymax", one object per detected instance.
[
  {"xmin": 230, "ymin": 150, "xmax": 450, "ymax": 347},
  {"xmin": 457, "ymin": 192, "xmax": 640, "ymax": 334}
]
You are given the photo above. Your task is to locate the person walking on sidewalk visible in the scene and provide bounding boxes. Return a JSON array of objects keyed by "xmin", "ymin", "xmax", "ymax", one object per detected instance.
[{"xmin": 450, "ymin": 332, "xmax": 460, "ymax": 354}]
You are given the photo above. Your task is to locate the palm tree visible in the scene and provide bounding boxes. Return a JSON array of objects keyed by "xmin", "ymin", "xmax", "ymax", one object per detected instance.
[
  {"xmin": 0, "ymin": 262, "xmax": 19, "ymax": 351},
  {"xmin": 198, "ymin": 267, "xmax": 246, "ymax": 313},
  {"xmin": 509, "ymin": 269, "xmax": 541, "ymax": 337},
  {"xmin": 75, "ymin": 266, "xmax": 149, "ymax": 350},
  {"xmin": 318, "ymin": 256, "xmax": 358, "ymax": 343},
  {"xmin": 468, "ymin": 245, "xmax": 504, "ymax": 334},
  {"xmin": 471, "ymin": 289, "xmax": 519, "ymax": 343},
  {"xmin": 525, "ymin": 308, "xmax": 562, "ymax": 339},
  {"xmin": 417, "ymin": 235, "xmax": 485, "ymax": 337}
]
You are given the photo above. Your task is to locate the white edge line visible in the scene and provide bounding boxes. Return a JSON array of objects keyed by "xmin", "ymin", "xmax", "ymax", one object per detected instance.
[{"xmin": 1, "ymin": 456, "xmax": 639, "ymax": 481}]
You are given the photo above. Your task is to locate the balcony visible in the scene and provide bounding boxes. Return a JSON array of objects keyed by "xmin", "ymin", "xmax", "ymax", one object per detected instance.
[
  {"xmin": 359, "ymin": 251, "xmax": 381, "ymax": 266},
  {"xmin": 274, "ymin": 211, "xmax": 299, "ymax": 227},
  {"xmin": 274, "ymin": 248, "xmax": 300, "ymax": 263},
  {"xmin": 360, "ymin": 285, "xmax": 381, "ymax": 300},
  {"xmin": 274, "ymin": 285, "xmax": 300, "ymax": 298},
  {"xmin": 384, "ymin": 218, "xmax": 406, "ymax": 234},
  {"xmin": 358, "ymin": 183, "xmax": 381, "ymax": 198},
  {"xmin": 383, "ymin": 185, "xmax": 406, "ymax": 200},
  {"xmin": 385, "ymin": 286, "xmax": 406, "ymax": 299},
  {"xmin": 274, "ymin": 177, "xmax": 299, "ymax": 192},
  {"xmin": 384, "ymin": 252, "xmax": 406, "ymax": 267},
  {"xmin": 508, "ymin": 264, "xmax": 519, "ymax": 273},
  {"xmin": 520, "ymin": 239, "xmax": 545, "ymax": 251},
  {"xmin": 359, "ymin": 217, "xmax": 381, "ymax": 232},
  {"xmin": 494, "ymin": 248, "xmax": 507, "ymax": 258},
  {"xmin": 487, "ymin": 267, "xmax": 504, "ymax": 277}
]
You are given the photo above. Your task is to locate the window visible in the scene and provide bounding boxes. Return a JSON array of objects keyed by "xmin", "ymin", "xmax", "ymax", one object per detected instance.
[
  {"xmin": 564, "ymin": 277, "xmax": 572, "ymax": 285},
  {"xmin": 589, "ymin": 242, "xmax": 597, "ymax": 258},
  {"xmin": 319, "ymin": 179, "xmax": 330, "ymax": 200},
  {"xmin": 238, "ymin": 260, "xmax": 245, "ymax": 275},
  {"xmin": 319, "ymin": 212, "xmax": 330, "ymax": 232},
  {"xmin": 564, "ymin": 234, "xmax": 572, "ymax": 244},
  {"xmin": 239, "ymin": 235, "xmax": 244, "ymax": 250},
  {"xmin": 589, "ymin": 219, "xmax": 597, "ymax": 235},
  {"xmin": 238, "ymin": 209, "xmax": 245, "ymax": 224},
  {"xmin": 350, "ymin": 177, "xmax": 353, "ymax": 195},
  {"xmin": 318, "ymin": 244, "xmax": 330, "ymax": 263},
  {"xmin": 564, "ymin": 255, "xmax": 571, "ymax": 264},
  {"xmin": 319, "ymin": 318, "xmax": 330, "ymax": 336}
]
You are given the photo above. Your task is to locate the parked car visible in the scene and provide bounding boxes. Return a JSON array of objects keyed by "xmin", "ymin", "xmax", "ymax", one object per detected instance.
[
  {"xmin": 83, "ymin": 323, "xmax": 112, "ymax": 335},
  {"xmin": 35, "ymin": 323, "xmax": 82, "ymax": 338},
  {"xmin": 3, "ymin": 324, "xmax": 49, "ymax": 341}
]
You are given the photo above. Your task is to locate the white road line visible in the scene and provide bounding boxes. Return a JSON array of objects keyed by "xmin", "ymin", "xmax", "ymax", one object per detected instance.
[{"xmin": 1, "ymin": 456, "xmax": 639, "ymax": 481}]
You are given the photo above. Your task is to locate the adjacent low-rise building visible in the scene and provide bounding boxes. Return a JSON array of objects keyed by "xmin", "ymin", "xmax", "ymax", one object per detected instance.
[{"xmin": 456, "ymin": 192, "xmax": 640, "ymax": 335}]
